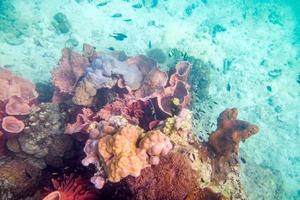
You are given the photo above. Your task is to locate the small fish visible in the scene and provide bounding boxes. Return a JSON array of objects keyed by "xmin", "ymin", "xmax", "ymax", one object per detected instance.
[
  {"xmin": 148, "ymin": 40, "xmax": 152, "ymax": 48},
  {"xmin": 110, "ymin": 33, "xmax": 127, "ymax": 41},
  {"xmin": 96, "ymin": 1, "xmax": 108, "ymax": 7},
  {"xmin": 111, "ymin": 13, "xmax": 122, "ymax": 18},
  {"xmin": 132, "ymin": 3, "xmax": 142, "ymax": 8},
  {"xmin": 108, "ymin": 47, "xmax": 115, "ymax": 51},
  {"xmin": 123, "ymin": 19, "xmax": 132, "ymax": 22}
]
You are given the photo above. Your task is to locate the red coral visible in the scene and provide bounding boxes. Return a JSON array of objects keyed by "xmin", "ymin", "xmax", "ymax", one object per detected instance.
[
  {"xmin": 5, "ymin": 96, "xmax": 31, "ymax": 115},
  {"xmin": 126, "ymin": 152, "xmax": 199, "ymax": 200},
  {"xmin": 52, "ymin": 48, "xmax": 89, "ymax": 102},
  {"xmin": 1, "ymin": 116, "xmax": 25, "ymax": 134},
  {"xmin": 0, "ymin": 68, "xmax": 38, "ymax": 103},
  {"xmin": 43, "ymin": 175, "xmax": 98, "ymax": 200},
  {"xmin": 208, "ymin": 108, "xmax": 259, "ymax": 181},
  {"xmin": 96, "ymin": 97, "xmax": 144, "ymax": 125}
]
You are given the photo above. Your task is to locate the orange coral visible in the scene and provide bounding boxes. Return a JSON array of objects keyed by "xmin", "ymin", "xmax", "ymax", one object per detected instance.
[
  {"xmin": 208, "ymin": 108, "xmax": 259, "ymax": 181},
  {"xmin": 98, "ymin": 125, "xmax": 148, "ymax": 182}
]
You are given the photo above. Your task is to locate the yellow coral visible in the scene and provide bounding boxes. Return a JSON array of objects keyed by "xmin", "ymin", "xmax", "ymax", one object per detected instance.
[
  {"xmin": 98, "ymin": 125, "xmax": 147, "ymax": 182},
  {"xmin": 163, "ymin": 117, "xmax": 175, "ymax": 135}
]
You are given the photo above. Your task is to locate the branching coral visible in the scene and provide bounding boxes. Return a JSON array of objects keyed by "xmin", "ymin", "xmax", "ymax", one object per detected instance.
[
  {"xmin": 208, "ymin": 108, "xmax": 259, "ymax": 182},
  {"xmin": 43, "ymin": 175, "xmax": 98, "ymax": 200}
]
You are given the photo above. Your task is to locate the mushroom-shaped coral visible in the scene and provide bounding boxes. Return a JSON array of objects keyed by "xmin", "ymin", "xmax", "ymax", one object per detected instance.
[
  {"xmin": 1, "ymin": 116, "xmax": 25, "ymax": 134},
  {"xmin": 208, "ymin": 108, "xmax": 259, "ymax": 181},
  {"xmin": 43, "ymin": 175, "xmax": 98, "ymax": 200},
  {"xmin": 139, "ymin": 130, "xmax": 173, "ymax": 165},
  {"xmin": 5, "ymin": 96, "xmax": 31, "ymax": 115},
  {"xmin": 98, "ymin": 124, "xmax": 148, "ymax": 183}
]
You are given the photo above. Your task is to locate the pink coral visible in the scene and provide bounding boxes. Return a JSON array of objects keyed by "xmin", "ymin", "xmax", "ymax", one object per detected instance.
[
  {"xmin": 65, "ymin": 108, "xmax": 94, "ymax": 134},
  {"xmin": 139, "ymin": 130, "xmax": 173, "ymax": 165},
  {"xmin": 5, "ymin": 96, "xmax": 31, "ymax": 115},
  {"xmin": 0, "ymin": 68, "xmax": 38, "ymax": 103},
  {"xmin": 1, "ymin": 116, "xmax": 25, "ymax": 134}
]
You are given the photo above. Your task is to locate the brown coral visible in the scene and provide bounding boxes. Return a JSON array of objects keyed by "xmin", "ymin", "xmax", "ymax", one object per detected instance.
[
  {"xmin": 126, "ymin": 152, "xmax": 200, "ymax": 200},
  {"xmin": 208, "ymin": 108, "xmax": 259, "ymax": 181},
  {"xmin": 1, "ymin": 116, "xmax": 25, "ymax": 134}
]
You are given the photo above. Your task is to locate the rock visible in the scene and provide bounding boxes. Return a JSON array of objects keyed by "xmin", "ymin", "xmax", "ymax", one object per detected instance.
[{"xmin": 52, "ymin": 12, "xmax": 71, "ymax": 34}]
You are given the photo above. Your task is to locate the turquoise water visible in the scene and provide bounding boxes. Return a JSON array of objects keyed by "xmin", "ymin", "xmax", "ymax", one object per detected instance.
[{"xmin": 0, "ymin": 0, "xmax": 299, "ymax": 199}]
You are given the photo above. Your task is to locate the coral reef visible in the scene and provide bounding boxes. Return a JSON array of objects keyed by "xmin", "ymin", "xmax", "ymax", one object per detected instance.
[{"xmin": 0, "ymin": 48, "xmax": 261, "ymax": 200}]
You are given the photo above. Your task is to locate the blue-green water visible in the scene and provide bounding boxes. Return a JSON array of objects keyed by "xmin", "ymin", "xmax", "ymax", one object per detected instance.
[{"xmin": 0, "ymin": 0, "xmax": 299, "ymax": 199}]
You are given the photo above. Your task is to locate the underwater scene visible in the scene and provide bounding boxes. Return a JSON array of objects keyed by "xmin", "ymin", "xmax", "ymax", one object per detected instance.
[{"xmin": 0, "ymin": 0, "xmax": 299, "ymax": 199}]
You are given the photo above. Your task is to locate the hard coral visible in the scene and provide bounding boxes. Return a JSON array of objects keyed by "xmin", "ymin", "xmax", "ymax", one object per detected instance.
[
  {"xmin": 1, "ymin": 116, "xmax": 25, "ymax": 134},
  {"xmin": 5, "ymin": 96, "xmax": 31, "ymax": 115},
  {"xmin": 208, "ymin": 108, "xmax": 259, "ymax": 181},
  {"xmin": 0, "ymin": 157, "xmax": 41, "ymax": 199},
  {"xmin": 7, "ymin": 103, "xmax": 73, "ymax": 169},
  {"xmin": 43, "ymin": 175, "xmax": 98, "ymax": 200}
]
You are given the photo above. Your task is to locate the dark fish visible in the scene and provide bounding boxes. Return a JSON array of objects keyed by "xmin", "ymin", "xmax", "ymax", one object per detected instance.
[
  {"xmin": 123, "ymin": 19, "xmax": 132, "ymax": 22},
  {"xmin": 148, "ymin": 40, "xmax": 152, "ymax": 48},
  {"xmin": 111, "ymin": 13, "xmax": 122, "ymax": 18},
  {"xmin": 110, "ymin": 33, "xmax": 127, "ymax": 41},
  {"xmin": 108, "ymin": 47, "xmax": 115, "ymax": 51},
  {"xmin": 132, "ymin": 3, "xmax": 142, "ymax": 8},
  {"xmin": 96, "ymin": 1, "xmax": 108, "ymax": 7},
  {"xmin": 240, "ymin": 157, "xmax": 246, "ymax": 164}
]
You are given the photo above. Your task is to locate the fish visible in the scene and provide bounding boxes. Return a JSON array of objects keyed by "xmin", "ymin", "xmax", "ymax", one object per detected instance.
[
  {"xmin": 111, "ymin": 13, "xmax": 122, "ymax": 18},
  {"xmin": 110, "ymin": 33, "xmax": 127, "ymax": 41}
]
